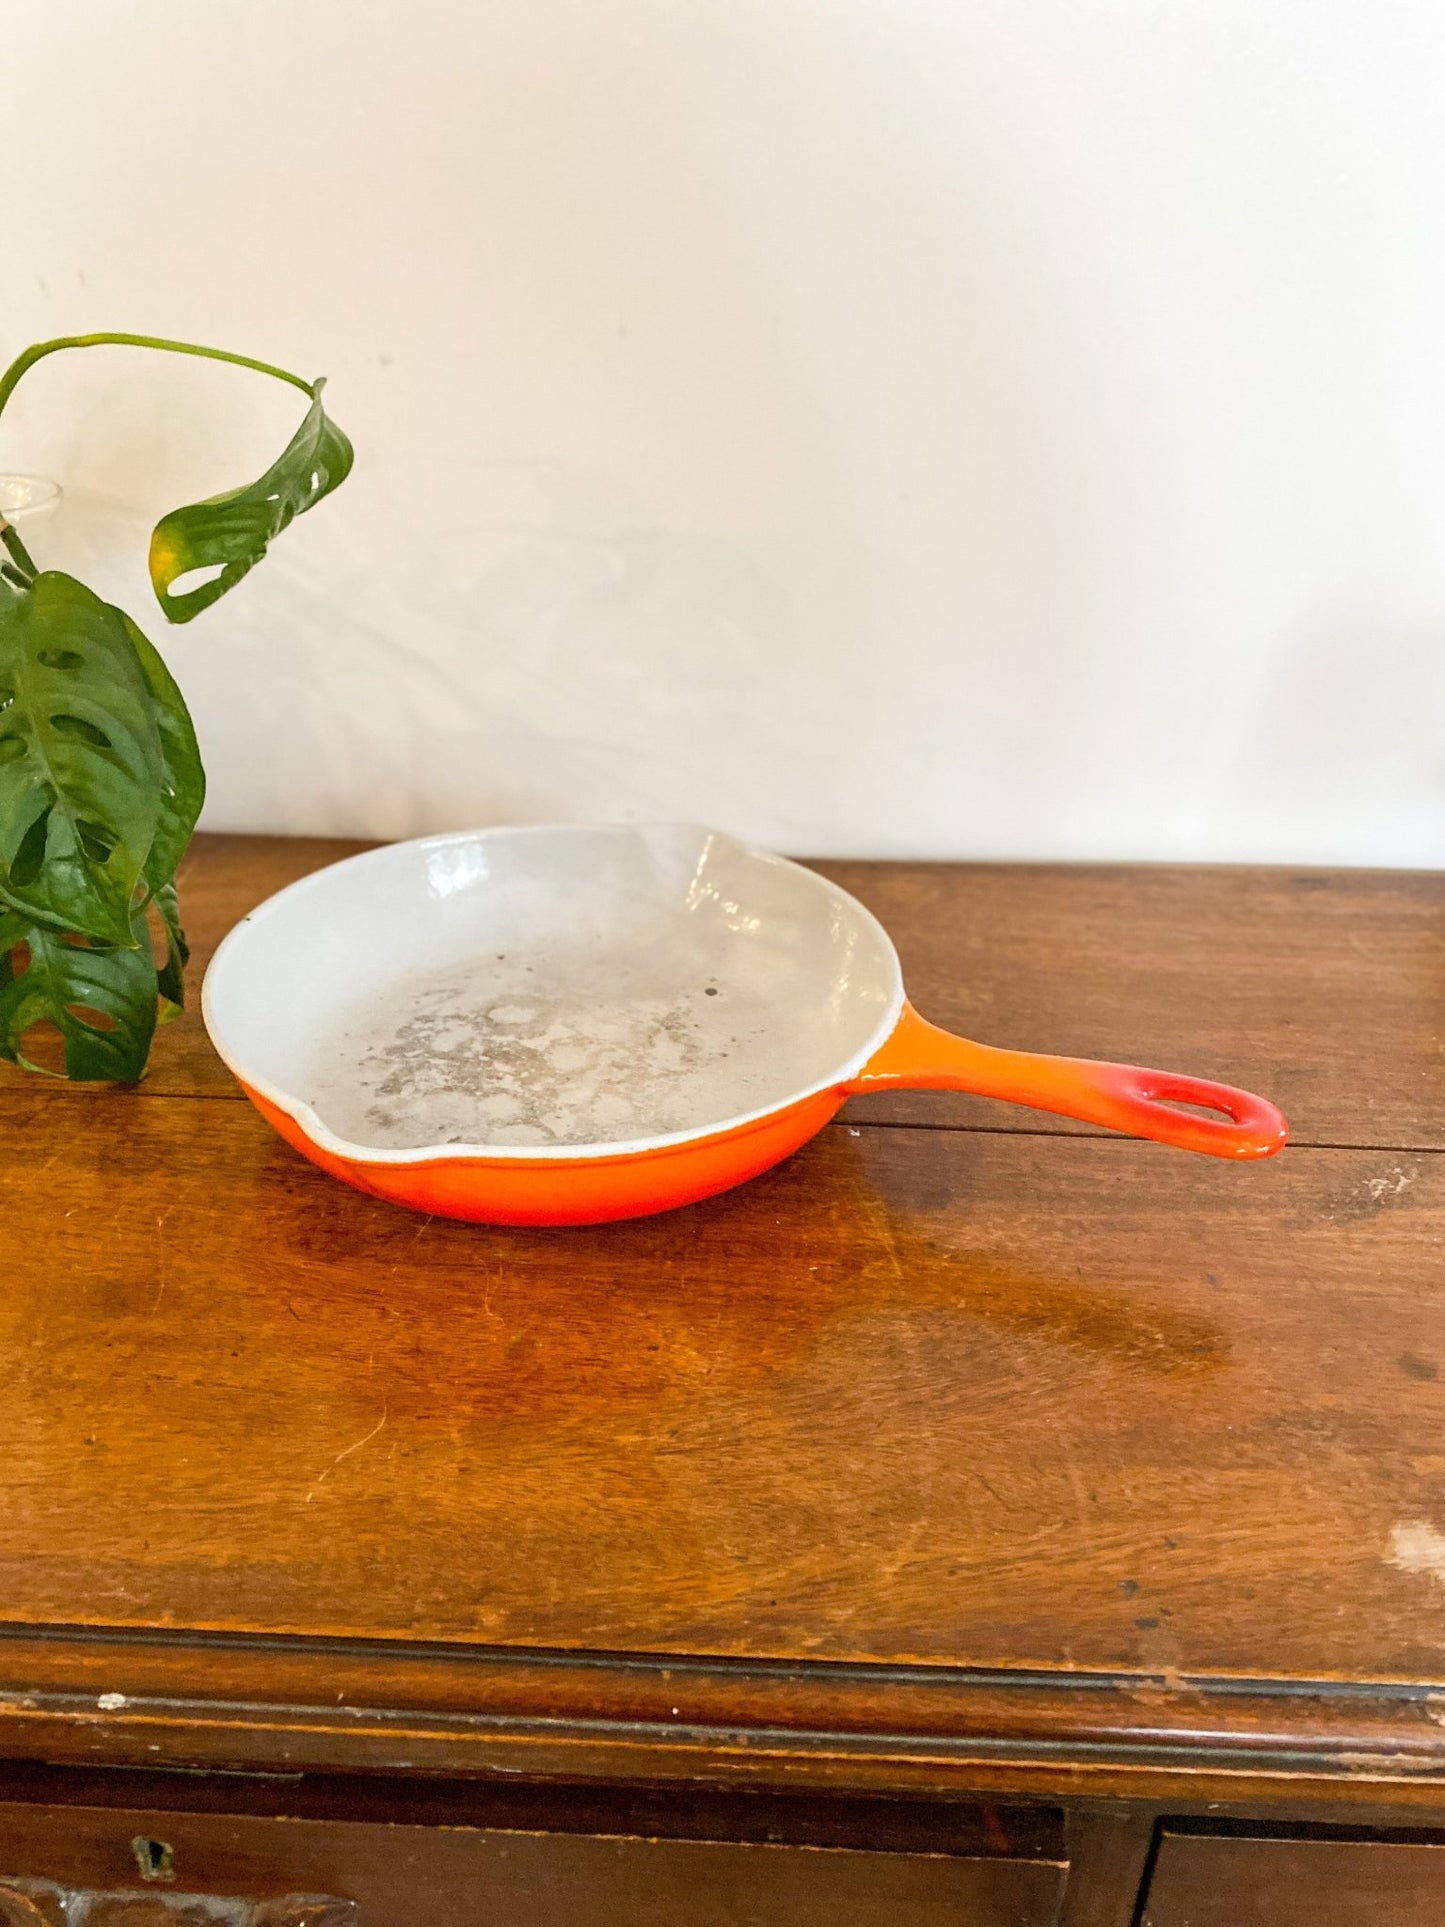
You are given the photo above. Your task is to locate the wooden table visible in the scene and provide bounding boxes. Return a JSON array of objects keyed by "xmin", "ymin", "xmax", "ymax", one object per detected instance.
[{"xmin": 1, "ymin": 836, "xmax": 1443, "ymax": 1923}]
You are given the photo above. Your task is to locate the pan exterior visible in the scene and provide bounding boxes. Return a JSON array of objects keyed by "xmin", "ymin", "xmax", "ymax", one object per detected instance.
[{"xmin": 244, "ymin": 1081, "xmax": 847, "ymax": 1224}]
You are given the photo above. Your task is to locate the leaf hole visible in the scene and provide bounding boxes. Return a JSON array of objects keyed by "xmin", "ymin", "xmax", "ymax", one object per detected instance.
[
  {"xmin": 50, "ymin": 713, "xmax": 113, "ymax": 749},
  {"xmin": 76, "ymin": 819, "xmax": 118, "ymax": 865},
  {"xmin": 37, "ymin": 649, "xmax": 84, "ymax": 670},
  {"xmin": 166, "ymin": 564, "xmax": 226, "ymax": 597},
  {"xmin": 65, "ymin": 1002, "xmax": 118, "ymax": 1033},
  {"xmin": 9, "ymin": 803, "xmax": 52, "ymax": 887},
  {"xmin": 0, "ymin": 734, "xmax": 25, "ymax": 764},
  {"xmin": 15, "ymin": 1018, "xmax": 67, "ymax": 1075}
]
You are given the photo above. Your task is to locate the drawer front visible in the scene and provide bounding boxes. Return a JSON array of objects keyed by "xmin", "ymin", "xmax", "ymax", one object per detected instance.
[
  {"xmin": 1143, "ymin": 1832, "xmax": 1445, "ymax": 1927},
  {"xmin": 0, "ymin": 1802, "xmax": 1065, "ymax": 1927}
]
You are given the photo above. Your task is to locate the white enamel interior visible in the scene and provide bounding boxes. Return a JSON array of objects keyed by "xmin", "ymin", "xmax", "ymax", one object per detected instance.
[{"xmin": 202, "ymin": 823, "xmax": 905, "ymax": 1163}]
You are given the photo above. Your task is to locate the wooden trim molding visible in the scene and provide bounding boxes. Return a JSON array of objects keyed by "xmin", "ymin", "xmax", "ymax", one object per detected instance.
[{"xmin": 3, "ymin": 1624, "xmax": 1445, "ymax": 1806}]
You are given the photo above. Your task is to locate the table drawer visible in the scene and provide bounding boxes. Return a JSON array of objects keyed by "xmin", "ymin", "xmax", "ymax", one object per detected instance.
[
  {"xmin": 0, "ymin": 1802, "xmax": 1065, "ymax": 1927},
  {"xmin": 1142, "ymin": 1830, "xmax": 1445, "ymax": 1926}
]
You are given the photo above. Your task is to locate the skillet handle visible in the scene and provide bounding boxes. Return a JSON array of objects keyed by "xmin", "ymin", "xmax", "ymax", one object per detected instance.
[{"xmin": 846, "ymin": 1005, "xmax": 1288, "ymax": 1160}]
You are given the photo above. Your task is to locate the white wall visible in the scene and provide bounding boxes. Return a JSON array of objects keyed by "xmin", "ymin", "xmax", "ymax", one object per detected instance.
[{"xmin": 3, "ymin": 0, "xmax": 1443, "ymax": 863}]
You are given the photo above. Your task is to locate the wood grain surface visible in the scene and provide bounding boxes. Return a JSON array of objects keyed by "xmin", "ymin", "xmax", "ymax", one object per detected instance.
[
  {"xmin": 2, "ymin": 834, "xmax": 1443, "ymax": 1809},
  {"xmin": 3, "ymin": 1091, "xmax": 1444, "ymax": 1680}
]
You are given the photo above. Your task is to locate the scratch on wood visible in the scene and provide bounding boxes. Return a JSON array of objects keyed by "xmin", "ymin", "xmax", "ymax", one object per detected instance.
[
  {"xmin": 310, "ymin": 1409, "xmax": 389, "ymax": 1494},
  {"xmin": 1063, "ymin": 1449, "xmax": 1097, "ymax": 1557},
  {"xmin": 1335, "ymin": 1751, "xmax": 1438, "ymax": 1777},
  {"xmin": 859, "ymin": 1187, "xmax": 906, "ymax": 1290},
  {"xmin": 150, "ymin": 1209, "xmax": 173, "ymax": 1315},
  {"xmin": 1124, "ymin": 1666, "xmax": 1190, "ymax": 1704},
  {"xmin": 390, "ymin": 1213, "xmax": 436, "ymax": 1275}
]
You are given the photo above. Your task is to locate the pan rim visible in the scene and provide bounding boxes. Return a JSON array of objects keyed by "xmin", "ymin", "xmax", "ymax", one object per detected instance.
[{"xmin": 201, "ymin": 822, "xmax": 906, "ymax": 1166}]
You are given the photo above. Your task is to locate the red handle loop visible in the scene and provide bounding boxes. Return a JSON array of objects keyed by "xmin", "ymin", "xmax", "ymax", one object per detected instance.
[
  {"xmin": 849, "ymin": 1007, "xmax": 1288, "ymax": 1160},
  {"xmin": 1056, "ymin": 1063, "xmax": 1289, "ymax": 1159}
]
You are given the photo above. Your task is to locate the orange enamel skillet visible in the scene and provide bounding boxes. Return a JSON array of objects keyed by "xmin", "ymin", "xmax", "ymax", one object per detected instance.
[{"xmin": 203, "ymin": 824, "xmax": 1287, "ymax": 1225}]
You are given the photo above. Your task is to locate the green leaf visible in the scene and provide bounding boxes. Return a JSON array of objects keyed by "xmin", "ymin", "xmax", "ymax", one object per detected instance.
[
  {"xmin": 0, "ymin": 909, "xmax": 158, "ymax": 1081},
  {"xmin": 0, "ymin": 571, "xmax": 163, "ymax": 946},
  {"xmin": 120, "ymin": 616, "xmax": 199, "ymax": 1009},
  {"xmin": 150, "ymin": 875, "xmax": 190, "ymax": 1010},
  {"xmin": 148, "ymin": 379, "xmax": 353, "ymax": 624},
  {"xmin": 121, "ymin": 612, "xmax": 205, "ymax": 886}
]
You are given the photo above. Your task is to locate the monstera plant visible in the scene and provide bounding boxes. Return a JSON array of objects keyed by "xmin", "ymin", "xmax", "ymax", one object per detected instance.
[{"xmin": 0, "ymin": 333, "xmax": 351, "ymax": 1080}]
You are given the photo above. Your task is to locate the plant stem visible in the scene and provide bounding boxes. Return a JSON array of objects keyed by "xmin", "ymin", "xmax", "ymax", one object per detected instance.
[
  {"xmin": 0, "ymin": 333, "xmax": 315, "ymax": 437},
  {"xmin": 0, "ymin": 518, "xmax": 38, "ymax": 579}
]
